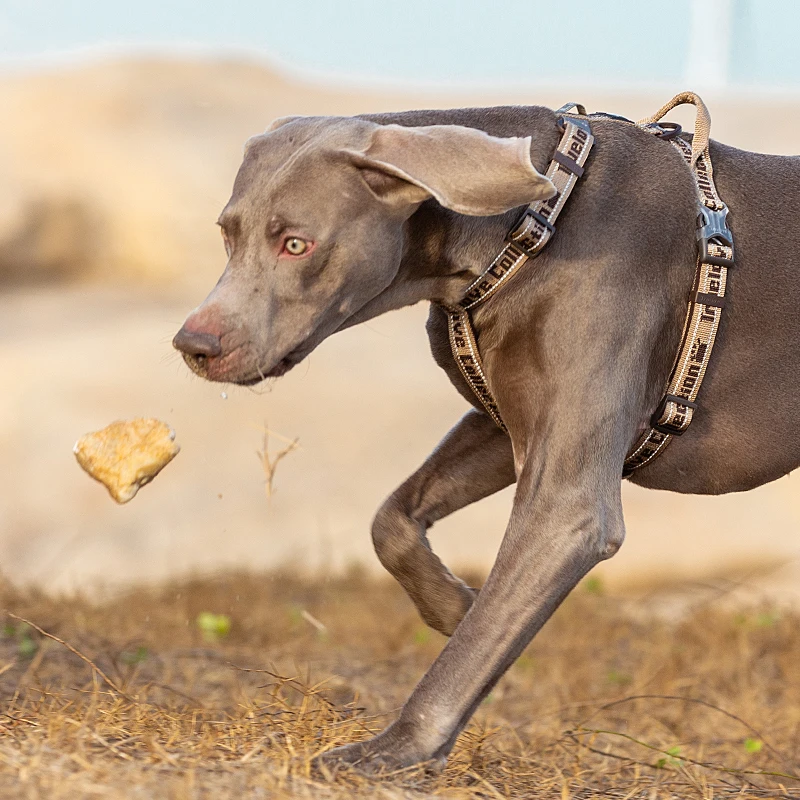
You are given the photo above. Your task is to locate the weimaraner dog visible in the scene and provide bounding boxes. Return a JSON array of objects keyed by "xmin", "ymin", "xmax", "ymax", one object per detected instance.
[{"xmin": 173, "ymin": 104, "xmax": 800, "ymax": 770}]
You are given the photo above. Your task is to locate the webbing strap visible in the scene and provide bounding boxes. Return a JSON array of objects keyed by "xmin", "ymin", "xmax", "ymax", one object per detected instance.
[
  {"xmin": 622, "ymin": 98, "xmax": 733, "ymax": 473},
  {"xmin": 441, "ymin": 117, "xmax": 595, "ymax": 430},
  {"xmin": 441, "ymin": 93, "xmax": 732, "ymax": 477},
  {"xmin": 638, "ymin": 90, "xmax": 712, "ymax": 166}
]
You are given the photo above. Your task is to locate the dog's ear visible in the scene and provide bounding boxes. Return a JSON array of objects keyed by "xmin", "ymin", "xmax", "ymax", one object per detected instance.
[{"xmin": 344, "ymin": 124, "xmax": 555, "ymax": 216}]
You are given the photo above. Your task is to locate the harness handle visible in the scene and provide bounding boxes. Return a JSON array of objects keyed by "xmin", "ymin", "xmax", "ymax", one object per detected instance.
[
  {"xmin": 554, "ymin": 102, "xmax": 587, "ymax": 116},
  {"xmin": 637, "ymin": 91, "xmax": 711, "ymax": 166}
]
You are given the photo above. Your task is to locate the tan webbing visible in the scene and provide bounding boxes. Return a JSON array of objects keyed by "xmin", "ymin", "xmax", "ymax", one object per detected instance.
[
  {"xmin": 441, "ymin": 116, "xmax": 595, "ymax": 430},
  {"xmin": 623, "ymin": 94, "xmax": 733, "ymax": 473},
  {"xmin": 442, "ymin": 93, "xmax": 733, "ymax": 476},
  {"xmin": 638, "ymin": 90, "xmax": 712, "ymax": 165}
]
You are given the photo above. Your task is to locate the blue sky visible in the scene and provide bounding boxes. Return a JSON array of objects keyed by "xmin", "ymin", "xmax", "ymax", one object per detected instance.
[{"xmin": 1, "ymin": 0, "xmax": 798, "ymax": 88}]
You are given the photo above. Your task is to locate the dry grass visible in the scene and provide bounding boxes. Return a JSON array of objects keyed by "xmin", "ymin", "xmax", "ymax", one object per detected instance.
[
  {"xmin": 254, "ymin": 424, "xmax": 300, "ymax": 500},
  {"xmin": 0, "ymin": 569, "xmax": 798, "ymax": 799}
]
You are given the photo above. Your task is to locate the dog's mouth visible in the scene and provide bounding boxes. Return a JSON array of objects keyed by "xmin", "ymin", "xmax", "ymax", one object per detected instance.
[
  {"xmin": 181, "ymin": 351, "xmax": 302, "ymax": 385},
  {"xmin": 232, "ymin": 355, "xmax": 299, "ymax": 385},
  {"xmin": 179, "ymin": 311, "xmax": 343, "ymax": 386}
]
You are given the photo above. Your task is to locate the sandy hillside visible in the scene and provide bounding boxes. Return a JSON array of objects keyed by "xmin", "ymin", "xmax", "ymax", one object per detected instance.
[{"xmin": 0, "ymin": 58, "xmax": 797, "ymax": 598}]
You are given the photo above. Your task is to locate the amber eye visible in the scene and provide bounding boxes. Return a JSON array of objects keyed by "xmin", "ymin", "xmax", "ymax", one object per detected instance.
[{"xmin": 284, "ymin": 237, "xmax": 309, "ymax": 256}]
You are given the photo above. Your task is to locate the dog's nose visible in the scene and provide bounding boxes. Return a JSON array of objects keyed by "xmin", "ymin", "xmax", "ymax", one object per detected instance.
[{"xmin": 172, "ymin": 328, "xmax": 222, "ymax": 359}]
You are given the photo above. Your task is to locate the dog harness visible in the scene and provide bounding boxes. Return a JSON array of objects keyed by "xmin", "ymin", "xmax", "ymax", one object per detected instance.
[{"xmin": 440, "ymin": 92, "xmax": 734, "ymax": 475}]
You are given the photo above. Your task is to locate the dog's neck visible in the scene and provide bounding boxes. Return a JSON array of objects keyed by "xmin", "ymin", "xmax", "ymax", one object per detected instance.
[
  {"xmin": 342, "ymin": 109, "xmax": 562, "ymax": 328},
  {"xmin": 404, "ymin": 203, "xmax": 519, "ymax": 305}
]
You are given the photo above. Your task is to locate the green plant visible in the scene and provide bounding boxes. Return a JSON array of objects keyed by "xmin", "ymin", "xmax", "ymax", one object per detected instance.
[
  {"xmin": 196, "ymin": 612, "xmax": 231, "ymax": 643},
  {"xmin": 4, "ymin": 622, "xmax": 37, "ymax": 659},
  {"xmin": 744, "ymin": 737, "xmax": 763, "ymax": 754}
]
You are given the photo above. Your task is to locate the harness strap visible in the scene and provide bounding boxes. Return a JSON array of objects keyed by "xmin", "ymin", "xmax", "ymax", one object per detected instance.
[
  {"xmin": 623, "ymin": 97, "xmax": 733, "ymax": 473},
  {"xmin": 441, "ymin": 93, "xmax": 733, "ymax": 477},
  {"xmin": 638, "ymin": 90, "xmax": 712, "ymax": 166},
  {"xmin": 441, "ymin": 116, "xmax": 595, "ymax": 430}
]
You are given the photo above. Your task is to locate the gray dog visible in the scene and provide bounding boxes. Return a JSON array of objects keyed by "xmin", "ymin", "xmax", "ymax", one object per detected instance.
[{"xmin": 173, "ymin": 103, "xmax": 800, "ymax": 770}]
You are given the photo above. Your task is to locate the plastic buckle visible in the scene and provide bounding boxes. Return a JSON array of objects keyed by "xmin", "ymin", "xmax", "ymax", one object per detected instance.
[
  {"xmin": 556, "ymin": 114, "xmax": 592, "ymax": 136},
  {"xmin": 507, "ymin": 208, "xmax": 555, "ymax": 258},
  {"xmin": 697, "ymin": 205, "xmax": 734, "ymax": 267},
  {"xmin": 526, "ymin": 209, "xmax": 555, "ymax": 234},
  {"xmin": 650, "ymin": 394, "xmax": 697, "ymax": 437},
  {"xmin": 509, "ymin": 207, "xmax": 554, "ymax": 237}
]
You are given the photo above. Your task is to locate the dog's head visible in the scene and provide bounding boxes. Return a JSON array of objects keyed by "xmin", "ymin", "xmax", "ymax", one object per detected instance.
[{"xmin": 173, "ymin": 115, "xmax": 555, "ymax": 384}]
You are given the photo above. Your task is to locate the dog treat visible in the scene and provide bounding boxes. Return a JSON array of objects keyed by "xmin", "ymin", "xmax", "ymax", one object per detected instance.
[{"xmin": 73, "ymin": 418, "xmax": 180, "ymax": 503}]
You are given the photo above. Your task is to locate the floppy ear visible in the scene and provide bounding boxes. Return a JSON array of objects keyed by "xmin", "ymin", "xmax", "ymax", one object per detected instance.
[{"xmin": 345, "ymin": 123, "xmax": 555, "ymax": 216}]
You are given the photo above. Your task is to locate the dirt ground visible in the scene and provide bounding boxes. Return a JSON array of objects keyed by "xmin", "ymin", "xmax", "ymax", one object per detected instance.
[{"xmin": 0, "ymin": 569, "xmax": 798, "ymax": 799}]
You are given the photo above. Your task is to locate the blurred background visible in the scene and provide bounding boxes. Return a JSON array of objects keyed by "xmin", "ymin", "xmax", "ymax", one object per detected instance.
[{"xmin": 1, "ymin": 0, "xmax": 798, "ymax": 600}]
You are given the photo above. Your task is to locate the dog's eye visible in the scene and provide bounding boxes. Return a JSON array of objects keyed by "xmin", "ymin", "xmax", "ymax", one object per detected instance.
[{"xmin": 283, "ymin": 237, "xmax": 309, "ymax": 256}]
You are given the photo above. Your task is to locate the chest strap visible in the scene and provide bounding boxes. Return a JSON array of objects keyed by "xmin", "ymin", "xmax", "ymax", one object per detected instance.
[
  {"xmin": 441, "ymin": 114, "xmax": 595, "ymax": 431},
  {"xmin": 440, "ymin": 92, "xmax": 734, "ymax": 476},
  {"xmin": 623, "ymin": 92, "xmax": 733, "ymax": 473}
]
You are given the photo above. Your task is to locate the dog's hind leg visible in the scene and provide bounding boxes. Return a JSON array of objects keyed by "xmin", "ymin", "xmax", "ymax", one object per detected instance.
[{"xmin": 371, "ymin": 408, "xmax": 515, "ymax": 636}]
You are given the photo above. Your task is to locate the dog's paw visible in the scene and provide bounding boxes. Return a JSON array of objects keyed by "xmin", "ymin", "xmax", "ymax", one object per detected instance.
[{"xmin": 316, "ymin": 734, "xmax": 445, "ymax": 777}]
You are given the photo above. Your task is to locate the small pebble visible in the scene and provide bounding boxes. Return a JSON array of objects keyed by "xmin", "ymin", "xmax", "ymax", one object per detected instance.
[{"xmin": 220, "ymin": 392, "xmax": 228, "ymax": 400}]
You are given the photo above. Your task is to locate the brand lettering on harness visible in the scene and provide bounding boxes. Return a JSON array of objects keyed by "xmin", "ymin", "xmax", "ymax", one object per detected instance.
[{"xmin": 440, "ymin": 92, "xmax": 734, "ymax": 475}]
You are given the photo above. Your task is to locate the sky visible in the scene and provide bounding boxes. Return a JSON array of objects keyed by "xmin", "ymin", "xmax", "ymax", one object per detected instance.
[{"xmin": 0, "ymin": 0, "xmax": 799, "ymax": 89}]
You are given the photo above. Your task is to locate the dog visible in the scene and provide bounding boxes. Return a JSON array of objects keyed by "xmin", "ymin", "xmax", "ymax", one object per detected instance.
[{"xmin": 173, "ymin": 104, "xmax": 800, "ymax": 770}]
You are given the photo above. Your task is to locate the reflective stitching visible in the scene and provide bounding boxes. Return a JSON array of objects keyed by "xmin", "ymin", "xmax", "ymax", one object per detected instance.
[
  {"xmin": 441, "ymin": 96, "xmax": 732, "ymax": 477},
  {"xmin": 623, "ymin": 102, "xmax": 733, "ymax": 473},
  {"xmin": 442, "ymin": 119, "xmax": 594, "ymax": 430}
]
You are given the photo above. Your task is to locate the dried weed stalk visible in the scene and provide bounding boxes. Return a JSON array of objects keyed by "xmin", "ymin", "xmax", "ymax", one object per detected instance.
[{"xmin": 255, "ymin": 423, "xmax": 299, "ymax": 499}]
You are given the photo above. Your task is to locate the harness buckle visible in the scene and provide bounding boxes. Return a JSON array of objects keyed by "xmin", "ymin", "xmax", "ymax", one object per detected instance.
[
  {"xmin": 556, "ymin": 114, "xmax": 592, "ymax": 136},
  {"xmin": 697, "ymin": 205, "xmax": 734, "ymax": 267},
  {"xmin": 506, "ymin": 208, "xmax": 554, "ymax": 258},
  {"xmin": 650, "ymin": 394, "xmax": 698, "ymax": 437}
]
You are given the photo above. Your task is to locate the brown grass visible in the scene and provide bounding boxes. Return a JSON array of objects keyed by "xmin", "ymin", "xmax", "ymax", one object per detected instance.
[
  {"xmin": 255, "ymin": 424, "xmax": 301, "ymax": 500},
  {"xmin": 0, "ymin": 569, "xmax": 798, "ymax": 799}
]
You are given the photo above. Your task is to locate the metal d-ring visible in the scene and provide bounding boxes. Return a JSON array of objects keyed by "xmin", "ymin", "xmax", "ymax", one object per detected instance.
[{"xmin": 655, "ymin": 121, "xmax": 683, "ymax": 141}]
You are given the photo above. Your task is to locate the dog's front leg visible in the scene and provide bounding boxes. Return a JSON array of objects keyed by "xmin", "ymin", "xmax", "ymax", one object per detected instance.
[
  {"xmin": 372, "ymin": 408, "xmax": 515, "ymax": 636},
  {"xmin": 321, "ymin": 451, "xmax": 624, "ymax": 772}
]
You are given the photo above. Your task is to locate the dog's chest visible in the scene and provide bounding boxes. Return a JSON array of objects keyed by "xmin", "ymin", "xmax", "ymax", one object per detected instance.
[{"xmin": 425, "ymin": 304, "xmax": 485, "ymax": 411}]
